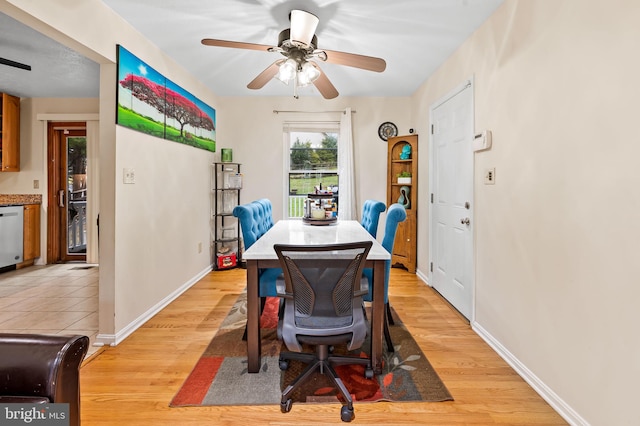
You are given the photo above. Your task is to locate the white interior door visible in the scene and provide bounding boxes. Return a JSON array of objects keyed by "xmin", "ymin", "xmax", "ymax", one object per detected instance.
[{"xmin": 429, "ymin": 81, "xmax": 474, "ymax": 319}]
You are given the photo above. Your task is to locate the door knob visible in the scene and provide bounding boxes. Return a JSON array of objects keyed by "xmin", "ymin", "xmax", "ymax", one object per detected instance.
[{"xmin": 460, "ymin": 217, "xmax": 470, "ymax": 225}]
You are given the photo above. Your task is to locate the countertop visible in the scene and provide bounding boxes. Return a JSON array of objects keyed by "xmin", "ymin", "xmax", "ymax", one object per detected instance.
[
  {"xmin": 0, "ymin": 194, "xmax": 42, "ymax": 206},
  {"xmin": 242, "ymin": 220, "xmax": 389, "ymax": 260}
]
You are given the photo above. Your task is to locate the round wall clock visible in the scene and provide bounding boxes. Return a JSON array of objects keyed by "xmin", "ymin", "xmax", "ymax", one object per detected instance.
[{"xmin": 378, "ymin": 122, "xmax": 398, "ymax": 141}]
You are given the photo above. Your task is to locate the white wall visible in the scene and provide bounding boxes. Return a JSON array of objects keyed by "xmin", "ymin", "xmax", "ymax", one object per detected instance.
[
  {"xmin": 411, "ymin": 1, "xmax": 640, "ymax": 424},
  {"xmin": 7, "ymin": 0, "xmax": 635, "ymax": 422},
  {"xmin": 113, "ymin": 126, "xmax": 213, "ymax": 332},
  {"xmin": 218, "ymin": 96, "xmax": 412, "ymax": 227},
  {"xmin": 3, "ymin": 0, "xmax": 219, "ymax": 342}
]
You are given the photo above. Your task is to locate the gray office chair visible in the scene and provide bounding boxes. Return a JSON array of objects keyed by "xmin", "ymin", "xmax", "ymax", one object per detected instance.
[{"xmin": 275, "ymin": 241, "xmax": 374, "ymax": 423}]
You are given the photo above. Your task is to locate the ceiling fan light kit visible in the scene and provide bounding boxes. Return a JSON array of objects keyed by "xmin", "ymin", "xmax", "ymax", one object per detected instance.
[
  {"xmin": 276, "ymin": 58, "xmax": 297, "ymax": 84},
  {"xmin": 201, "ymin": 9, "xmax": 385, "ymax": 99}
]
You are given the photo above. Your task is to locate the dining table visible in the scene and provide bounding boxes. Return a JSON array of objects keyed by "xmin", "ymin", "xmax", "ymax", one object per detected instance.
[{"xmin": 242, "ymin": 219, "xmax": 390, "ymax": 374}]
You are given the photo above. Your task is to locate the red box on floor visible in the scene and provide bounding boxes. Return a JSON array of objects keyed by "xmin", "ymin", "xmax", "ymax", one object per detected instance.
[{"xmin": 217, "ymin": 252, "xmax": 237, "ymax": 269}]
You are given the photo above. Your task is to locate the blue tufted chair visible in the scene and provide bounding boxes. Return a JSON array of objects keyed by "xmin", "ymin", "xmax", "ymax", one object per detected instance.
[
  {"xmin": 233, "ymin": 201, "xmax": 282, "ymax": 298},
  {"xmin": 360, "ymin": 199, "xmax": 386, "ymax": 238},
  {"xmin": 362, "ymin": 203, "xmax": 406, "ymax": 352},
  {"xmin": 252, "ymin": 198, "xmax": 275, "ymax": 232},
  {"xmin": 233, "ymin": 200, "xmax": 283, "ymax": 340}
]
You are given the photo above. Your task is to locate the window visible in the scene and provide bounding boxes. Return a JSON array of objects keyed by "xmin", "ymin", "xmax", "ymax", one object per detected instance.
[{"xmin": 284, "ymin": 123, "xmax": 339, "ymax": 218}]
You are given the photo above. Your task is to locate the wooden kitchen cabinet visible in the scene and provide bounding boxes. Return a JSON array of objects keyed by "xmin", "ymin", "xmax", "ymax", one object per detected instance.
[
  {"xmin": 0, "ymin": 93, "xmax": 20, "ymax": 172},
  {"xmin": 387, "ymin": 134, "xmax": 418, "ymax": 273},
  {"xmin": 22, "ymin": 204, "xmax": 41, "ymax": 264}
]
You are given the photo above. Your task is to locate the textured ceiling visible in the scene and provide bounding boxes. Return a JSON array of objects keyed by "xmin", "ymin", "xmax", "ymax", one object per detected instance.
[{"xmin": 0, "ymin": 0, "xmax": 504, "ymax": 99}]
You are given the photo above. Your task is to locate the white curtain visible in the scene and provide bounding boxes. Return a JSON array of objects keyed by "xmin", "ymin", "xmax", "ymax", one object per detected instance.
[{"xmin": 338, "ymin": 107, "xmax": 356, "ymax": 220}]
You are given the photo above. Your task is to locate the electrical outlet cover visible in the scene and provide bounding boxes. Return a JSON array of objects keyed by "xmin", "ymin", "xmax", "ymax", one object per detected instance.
[
  {"xmin": 123, "ymin": 168, "xmax": 135, "ymax": 184},
  {"xmin": 484, "ymin": 167, "xmax": 495, "ymax": 185}
]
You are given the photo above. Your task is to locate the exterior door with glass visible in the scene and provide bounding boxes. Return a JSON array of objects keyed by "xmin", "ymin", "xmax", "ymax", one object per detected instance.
[{"xmin": 47, "ymin": 122, "xmax": 87, "ymax": 263}]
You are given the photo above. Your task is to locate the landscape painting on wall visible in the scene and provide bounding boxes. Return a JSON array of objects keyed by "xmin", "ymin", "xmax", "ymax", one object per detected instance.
[{"xmin": 116, "ymin": 45, "xmax": 216, "ymax": 152}]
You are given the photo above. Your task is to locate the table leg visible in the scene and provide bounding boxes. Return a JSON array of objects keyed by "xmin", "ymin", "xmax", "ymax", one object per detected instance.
[
  {"xmin": 246, "ymin": 260, "xmax": 261, "ymax": 373},
  {"xmin": 371, "ymin": 259, "xmax": 385, "ymax": 374}
]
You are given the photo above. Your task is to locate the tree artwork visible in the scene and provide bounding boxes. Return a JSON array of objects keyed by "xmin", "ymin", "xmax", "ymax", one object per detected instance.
[
  {"xmin": 120, "ymin": 74, "xmax": 214, "ymax": 137},
  {"xmin": 116, "ymin": 45, "xmax": 216, "ymax": 152}
]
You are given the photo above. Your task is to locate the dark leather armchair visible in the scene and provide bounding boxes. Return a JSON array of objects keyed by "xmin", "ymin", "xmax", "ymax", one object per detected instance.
[
  {"xmin": 275, "ymin": 241, "xmax": 373, "ymax": 422},
  {"xmin": 0, "ymin": 333, "xmax": 90, "ymax": 426}
]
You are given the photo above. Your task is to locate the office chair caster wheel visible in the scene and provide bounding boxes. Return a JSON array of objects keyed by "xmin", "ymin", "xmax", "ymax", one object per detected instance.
[
  {"xmin": 340, "ymin": 405, "xmax": 355, "ymax": 422},
  {"xmin": 281, "ymin": 398, "xmax": 292, "ymax": 413},
  {"xmin": 364, "ymin": 367, "xmax": 374, "ymax": 379},
  {"xmin": 279, "ymin": 358, "xmax": 289, "ymax": 370}
]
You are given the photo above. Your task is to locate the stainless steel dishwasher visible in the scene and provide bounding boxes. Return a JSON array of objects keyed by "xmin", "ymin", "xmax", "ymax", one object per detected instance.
[{"xmin": 0, "ymin": 205, "xmax": 24, "ymax": 268}]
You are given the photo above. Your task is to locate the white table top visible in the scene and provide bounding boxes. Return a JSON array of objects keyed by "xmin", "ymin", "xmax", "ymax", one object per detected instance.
[{"xmin": 243, "ymin": 220, "xmax": 390, "ymax": 260}]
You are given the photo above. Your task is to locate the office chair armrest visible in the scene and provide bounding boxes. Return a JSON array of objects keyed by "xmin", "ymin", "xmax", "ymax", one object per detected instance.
[
  {"xmin": 354, "ymin": 289, "xmax": 369, "ymax": 297},
  {"xmin": 276, "ymin": 291, "xmax": 294, "ymax": 299}
]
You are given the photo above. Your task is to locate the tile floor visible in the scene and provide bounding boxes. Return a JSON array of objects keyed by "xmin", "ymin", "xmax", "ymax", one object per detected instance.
[{"xmin": 0, "ymin": 263, "xmax": 100, "ymax": 357}]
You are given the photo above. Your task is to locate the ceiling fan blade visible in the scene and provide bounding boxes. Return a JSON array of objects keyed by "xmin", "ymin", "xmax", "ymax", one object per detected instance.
[
  {"xmin": 201, "ymin": 38, "xmax": 273, "ymax": 52},
  {"xmin": 247, "ymin": 60, "xmax": 284, "ymax": 90},
  {"xmin": 318, "ymin": 49, "xmax": 386, "ymax": 73},
  {"xmin": 0, "ymin": 57, "xmax": 31, "ymax": 71},
  {"xmin": 290, "ymin": 10, "xmax": 319, "ymax": 47},
  {"xmin": 310, "ymin": 62, "xmax": 338, "ymax": 99}
]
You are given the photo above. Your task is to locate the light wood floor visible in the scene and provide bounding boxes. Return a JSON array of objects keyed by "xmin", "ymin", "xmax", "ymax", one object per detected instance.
[{"xmin": 80, "ymin": 268, "xmax": 567, "ymax": 425}]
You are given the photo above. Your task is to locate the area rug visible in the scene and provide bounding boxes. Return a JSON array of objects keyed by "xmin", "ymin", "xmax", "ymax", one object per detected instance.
[{"xmin": 170, "ymin": 293, "xmax": 452, "ymax": 407}]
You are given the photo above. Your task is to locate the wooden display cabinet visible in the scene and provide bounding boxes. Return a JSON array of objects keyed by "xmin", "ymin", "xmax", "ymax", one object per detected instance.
[
  {"xmin": 387, "ymin": 134, "xmax": 418, "ymax": 273},
  {"xmin": 0, "ymin": 93, "xmax": 20, "ymax": 172}
]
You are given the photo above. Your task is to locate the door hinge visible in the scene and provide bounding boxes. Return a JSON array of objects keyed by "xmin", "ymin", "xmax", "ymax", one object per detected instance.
[
  {"xmin": 431, "ymin": 124, "xmax": 434, "ymax": 134},
  {"xmin": 430, "ymin": 262, "xmax": 433, "ymax": 272},
  {"xmin": 430, "ymin": 193, "xmax": 434, "ymax": 203}
]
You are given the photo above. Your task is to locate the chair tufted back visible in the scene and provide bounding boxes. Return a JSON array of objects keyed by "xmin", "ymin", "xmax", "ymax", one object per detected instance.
[
  {"xmin": 252, "ymin": 198, "xmax": 274, "ymax": 234},
  {"xmin": 233, "ymin": 199, "xmax": 281, "ymax": 297},
  {"xmin": 381, "ymin": 203, "xmax": 407, "ymax": 255},
  {"xmin": 360, "ymin": 200, "xmax": 386, "ymax": 238},
  {"xmin": 363, "ymin": 203, "xmax": 407, "ymax": 303},
  {"xmin": 233, "ymin": 202, "xmax": 271, "ymax": 250}
]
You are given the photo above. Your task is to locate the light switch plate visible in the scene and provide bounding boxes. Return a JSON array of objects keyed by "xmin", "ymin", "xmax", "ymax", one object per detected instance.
[{"xmin": 123, "ymin": 168, "xmax": 135, "ymax": 184}]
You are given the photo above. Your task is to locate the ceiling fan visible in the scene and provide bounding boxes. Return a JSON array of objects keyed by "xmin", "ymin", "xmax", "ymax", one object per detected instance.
[
  {"xmin": 201, "ymin": 10, "xmax": 385, "ymax": 99},
  {"xmin": 0, "ymin": 57, "xmax": 31, "ymax": 71}
]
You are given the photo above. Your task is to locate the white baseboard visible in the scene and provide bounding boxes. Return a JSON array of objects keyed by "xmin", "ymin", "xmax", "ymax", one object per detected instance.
[
  {"xmin": 94, "ymin": 264, "xmax": 213, "ymax": 347},
  {"xmin": 415, "ymin": 268, "xmax": 430, "ymax": 286},
  {"xmin": 472, "ymin": 322, "xmax": 588, "ymax": 426}
]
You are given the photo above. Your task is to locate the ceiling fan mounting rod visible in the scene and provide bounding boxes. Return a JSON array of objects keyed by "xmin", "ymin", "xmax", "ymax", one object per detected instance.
[{"xmin": 277, "ymin": 29, "xmax": 317, "ymax": 53}]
